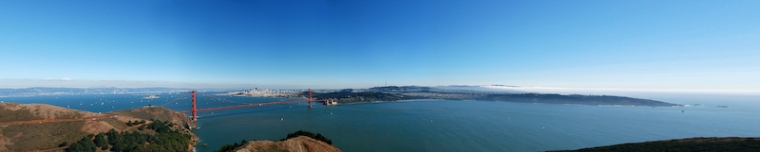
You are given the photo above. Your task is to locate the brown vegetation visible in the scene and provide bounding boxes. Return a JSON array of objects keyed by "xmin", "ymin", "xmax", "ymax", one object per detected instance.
[
  {"xmin": 234, "ymin": 136, "xmax": 341, "ymax": 152},
  {"xmin": 112, "ymin": 106, "xmax": 197, "ymax": 129},
  {"xmin": 0, "ymin": 102, "xmax": 198, "ymax": 151}
]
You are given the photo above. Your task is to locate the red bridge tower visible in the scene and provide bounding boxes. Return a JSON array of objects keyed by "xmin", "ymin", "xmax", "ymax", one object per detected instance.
[
  {"xmin": 192, "ymin": 90, "xmax": 197, "ymax": 121},
  {"xmin": 308, "ymin": 89, "xmax": 312, "ymax": 108}
]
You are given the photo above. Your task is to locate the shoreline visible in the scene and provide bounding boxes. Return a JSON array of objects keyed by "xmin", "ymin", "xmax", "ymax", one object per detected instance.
[{"xmin": 317, "ymin": 99, "xmax": 684, "ymax": 108}]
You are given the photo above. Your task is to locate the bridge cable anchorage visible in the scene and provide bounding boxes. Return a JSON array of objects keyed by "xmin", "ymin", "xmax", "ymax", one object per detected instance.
[{"xmin": 160, "ymin": 93, "xmax": 191, "ymax": 107}]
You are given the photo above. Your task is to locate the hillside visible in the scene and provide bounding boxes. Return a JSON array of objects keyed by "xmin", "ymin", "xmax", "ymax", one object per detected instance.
[
  {"xmin": 233, "ymin": 136, "xmax": 341, "ymax": 152},
  {"xmin": 112, "ymin": 106, "xmax": 198, "ymax": 130},
  {"xmin": 0, "ymin": 103, "xmax": 197, "ymax": 152},
  {"xmin": 307, "ymin": 86, "xmax": 680, "ymax": 107},
  {"xmin": 548, "ymin": 137, "xmax": 760, "ymax": 152}
]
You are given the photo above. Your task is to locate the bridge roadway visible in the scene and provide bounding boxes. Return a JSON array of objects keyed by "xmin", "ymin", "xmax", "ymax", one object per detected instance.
[
  {"xmin": 175, "ymin": 89, "xmax": 328, "ymax": 120},
  {"xmin": 0, "ymin": 90, "xmax": 325, "ymax": 124},
  {"xmin": 180, "ymin": 99, "xmax": 327, "ymax": 113}
]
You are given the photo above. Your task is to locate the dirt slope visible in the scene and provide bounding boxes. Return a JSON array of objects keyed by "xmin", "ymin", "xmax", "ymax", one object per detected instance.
[
  {"xmin": 0, "ymin": 103, "xmax": 197, "ymax": 152},
  {"xmin": 112, "ymin": 106, "xmax": 198, "ymax": 129},
  {"xmin": 234, "ymin": 136, "xmax": 342, "ymax": 152}
]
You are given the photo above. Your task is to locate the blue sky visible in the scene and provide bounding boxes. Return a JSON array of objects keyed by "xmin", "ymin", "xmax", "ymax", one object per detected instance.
[{"xmin": 1, "ymin": 0, "xmax": 758, "ymax": 92}]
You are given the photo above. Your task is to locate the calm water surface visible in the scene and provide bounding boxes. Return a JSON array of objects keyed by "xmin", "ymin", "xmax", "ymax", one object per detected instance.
[{"xmin": 3, "ymin": 93, "xmax": 759, "ymax": 152}]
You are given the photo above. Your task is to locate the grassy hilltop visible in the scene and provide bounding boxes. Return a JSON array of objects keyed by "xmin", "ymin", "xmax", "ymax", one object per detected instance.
[{"xmin": 0, "ymin": 102, "xmax": 197, "ymax": 152}]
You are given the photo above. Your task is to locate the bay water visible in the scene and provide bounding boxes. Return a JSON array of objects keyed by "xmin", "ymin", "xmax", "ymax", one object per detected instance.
[{"xmin": 2, "ymin": 93, "xmax": 759, "ymax": 151}]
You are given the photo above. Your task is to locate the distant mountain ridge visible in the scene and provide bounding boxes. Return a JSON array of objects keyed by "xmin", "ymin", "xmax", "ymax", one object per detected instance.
[
  {"xmin": 309, "ymin": 86, "xmax": 681, "ymax": 107},
  {"xmin": 0, "ymin": 87, "xmax": 193, "ymax": 97}
]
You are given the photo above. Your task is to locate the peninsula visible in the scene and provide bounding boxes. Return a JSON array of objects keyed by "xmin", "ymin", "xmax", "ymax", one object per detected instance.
[{"xmin": 278, "ymin": 86, "xmax": 679, "ymax": 107}]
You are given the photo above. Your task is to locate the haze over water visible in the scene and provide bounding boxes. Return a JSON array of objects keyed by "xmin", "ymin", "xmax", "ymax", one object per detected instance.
[{"xmin": 3, "ymin": 93, "xmax": 759, "ymax": 151}]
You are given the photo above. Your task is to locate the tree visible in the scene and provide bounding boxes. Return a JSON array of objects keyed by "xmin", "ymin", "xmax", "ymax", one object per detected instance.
[
  {"xmin": 280, "ymin": 130, "xmax": 332, "ymax": 145},
  {"xmin": 66, "ymin": 137, "xmax": 96, "ymax": 152},
  {"xmin": 70, "ymin": 119, "xmax": 192, "ymax": 152},
  {"xmin": 58, "ymin": 141, "xmax": 68, "ymax": 147},
  {"xmin": 107, "ymin": 129, "xmax": 122, "ymax": 146},
  {"xmin": 65, "ymin": 142, "xmax": 81, "ymax": 152},
  {"xmin": 94, "ymin": 133, "xmax": 108, "ymax": 148}
]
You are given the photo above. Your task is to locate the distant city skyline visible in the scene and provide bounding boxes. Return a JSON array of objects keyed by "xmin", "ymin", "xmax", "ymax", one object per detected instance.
[{"xmin": 1, "ymin": 1, "xmax": 759, "ymax": 93}]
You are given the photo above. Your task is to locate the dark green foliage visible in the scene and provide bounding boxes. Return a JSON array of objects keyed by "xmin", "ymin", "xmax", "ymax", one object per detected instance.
[
  {"xmin": 215, "ymin": 140, "xmax": 246, "ymax": 152},
  {"xmin": 140, "ymin": 120, "xmax": 147, "ymax": 124},
  {"xmin": 548, "ymin": 137, "xmax": 760, "ymax": 152},
  {"xmin": 106, "ymin": 129, "xmax": 121, "ymax": 146},
  {"xmin": 280, "ymin": 130, "xmax": 332, "ymax": 145},
  {"xmin": 58, "ymin": 141, "xmax": 68, "ymax": 147},
  {"xmin": 126, "ymin": 120, "xmax": 133, "ymax": 126},
  {"xmin": 66, "ymin": 137, "xmax": 97, "ymax": 152},
  {"xmin": 67, "ymin": 120, "xmax": 192, "ymax": 152},
  {"xmin": 147, "ymin": 120, "xmax": 172, "ymax": 133},
  {"xmin": 66, "ymin": 142, "xmax": 82, "ymax": 152},
  {"xmin": 94, "ymin": 133, "xmax": 108, "ymax": 147}
]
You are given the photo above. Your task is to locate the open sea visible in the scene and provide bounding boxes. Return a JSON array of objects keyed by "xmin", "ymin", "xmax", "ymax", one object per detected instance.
[{"xmin": 2, "ymin": 93, "xmax": 759, "ymax": 152}]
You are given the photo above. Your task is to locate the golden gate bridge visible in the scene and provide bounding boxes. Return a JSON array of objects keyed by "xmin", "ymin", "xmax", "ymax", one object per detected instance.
[{"xmin": 161, "ymin": 89, "xmax": 330, "ymax": 120}]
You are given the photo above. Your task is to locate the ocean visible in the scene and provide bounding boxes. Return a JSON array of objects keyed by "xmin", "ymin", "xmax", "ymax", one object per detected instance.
[{"xmin": 2, "ymin": 93, "xmax": 759, "ymax": 152}]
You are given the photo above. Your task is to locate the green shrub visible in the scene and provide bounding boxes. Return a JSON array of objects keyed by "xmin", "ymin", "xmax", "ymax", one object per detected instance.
[{"xmin": 280, "ymin": 130, "xmax": 332, "ymax": 145}]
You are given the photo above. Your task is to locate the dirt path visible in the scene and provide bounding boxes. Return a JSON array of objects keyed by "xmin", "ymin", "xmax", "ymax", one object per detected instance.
[
  {"xmin": 0, "ymin": 114, "xmax": 114, "ymax": 125},
  {"xmin": 37, "ymin": 146, "xmax": 67, "ymax": 152}
]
